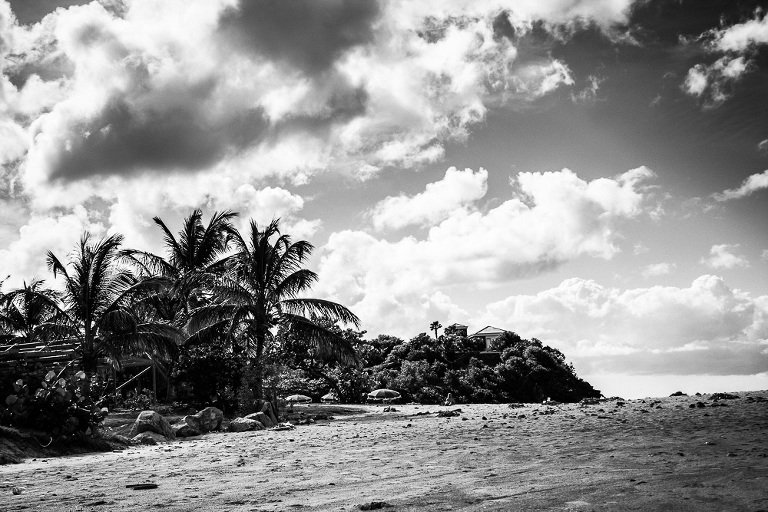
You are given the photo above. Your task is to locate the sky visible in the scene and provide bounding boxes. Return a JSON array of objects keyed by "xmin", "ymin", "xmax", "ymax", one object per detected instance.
[{"xmin": 1, "ymin": 0, "xmax": 767, "ymax": 399}]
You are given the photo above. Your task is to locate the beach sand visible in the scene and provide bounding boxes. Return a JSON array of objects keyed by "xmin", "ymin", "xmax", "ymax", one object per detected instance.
[{"xmin": 1, "ymin": 392, "xmax": 766, "ymax": 511}]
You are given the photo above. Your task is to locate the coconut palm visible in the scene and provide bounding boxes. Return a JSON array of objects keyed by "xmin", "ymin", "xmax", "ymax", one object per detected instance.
[
  {"xmin": 120, "ymin": 209, "xmax": 238, "ymax": 323},
  {"xmin": 187, "ymin": 219, "xmax": 360, "ymax": 399},
  {"xmin": 430, "ymin": 321, "xmax": 442, "ymax": 340},
  {"xmin": 47, "ymin": 233, "xmax": 180, "ymax": 376},
  {"xmin": 0, "ymin": 280, "xmax": 69, "ymax": 351}
]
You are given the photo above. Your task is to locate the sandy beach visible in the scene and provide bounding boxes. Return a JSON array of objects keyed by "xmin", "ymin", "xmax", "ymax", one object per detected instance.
[{"xmin": 1, "ymin": 392, "xmax": 767, "ymax": 511}]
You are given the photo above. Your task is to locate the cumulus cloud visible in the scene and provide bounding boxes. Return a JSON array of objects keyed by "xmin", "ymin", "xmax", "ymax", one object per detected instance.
[
  {"xmin": 714, "ymin": 170, "xmax": 768, "ymax": 201},
  {"xmin": 317, "ymin": 166, "xmax": 656, "ymax": 336},
  {"xmin": 0, "ymin": 0, "xmax": 634, "ymax": 207},
  {"xmin": 0, "ymin": 205, "xmax": 104, "ymax": 288},
  {"xmin": 683, "ymin": 11, "xmax": 768, "ymax": 107},
  {"xmin": 641, "ymin": 262, "xmax": 675, "ymax": 279},
  {"xmin": 759, "ymin": 139, "xmax": 768, "ymax": 153},
  {"xmin": 369, "ymin": 167, "xmax": 488, "ymax": 231},
  {"xmin": 701, "ymin": 244, "xmax": 749, "ymax": 270},
  {"xmin": 477, "ymin": 275, "xmax": 768, "ymax": 375}
]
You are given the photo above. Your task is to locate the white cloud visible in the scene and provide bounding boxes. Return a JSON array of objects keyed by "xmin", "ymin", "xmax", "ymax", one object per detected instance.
[
  {"xmin": 681, "ymin": 56, "xmax": 749, "ymax": 108},
  {"xmin": 0, "ymin": 0, "xmax": 632, "ymax": 212},
  {"xmin": 317, "ymin": 166, "xmax": 656, "ymax": 336},
  {"xmin": 570, "ymin": 74, "xmax": 603, "ymax": 104},
  {"xmin": 759, "ymin": 139, "xmax": 768, "ymax": 154},
  {"xmin": 711, "ymin": 11, "xmax": 768, "ymax": 52},
  {"xmin": 369, "ymin": 167, "xmax": 488, "ymax": 231},
  {"xmin": 761, "ymin": 249, "xmax": 768, "ymax": 263},
  {"xmin": 714, "ymin": 170, "xmax": 768, "ymax": 201},
  {"xmin": 701, "ymin": 244, "xmax": 750, "ymax": 270},
  {"xmin": 683, "ymin": 11, "xmax": 768, "ymax": 106},
  {"xmin": 477, "ymin": 275, "xmax": 768, "ymax": 376},
  {"xmin": 641, "ymin": 262, "xmax": 676, "ymax": 279},
  {"xmin": 0, "ymin": 206, "xmax": 105, "ymax": 288}
]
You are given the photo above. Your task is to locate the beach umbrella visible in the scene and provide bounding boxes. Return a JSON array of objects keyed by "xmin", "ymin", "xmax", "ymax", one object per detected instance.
[
  {"xmin": 285, "ymin": 394, "xmax": 312, "ymax": 404},
  {"xmin": 321, "ymin": 392, "xmax": 339, "ymax": 403},
  {"xmin": 367, "ymin": 388, "xmax": 401, "ymax": 402}
]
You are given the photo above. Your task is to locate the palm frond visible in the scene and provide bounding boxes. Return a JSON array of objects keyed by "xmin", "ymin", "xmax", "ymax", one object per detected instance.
[
  {"xmin": 281, "ymin": 298, "xmax": 360, "ymax": 327},
  {"xmin": 284, "ymin": 314, "xmax": 359, "ymax": 366}
]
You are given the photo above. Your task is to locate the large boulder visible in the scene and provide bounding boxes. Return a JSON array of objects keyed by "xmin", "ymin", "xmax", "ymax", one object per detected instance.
[
  {"xmin": 184, "ymin": 406, "xmax": 223, "ymax": 433},
  {"xmin": 227, "ymin": 417, "xmax": 265, "ymax": 432},
  {"xmin": 128, "ymin": 410, "xmax": 175, "ymax": 440},
  {"xmin": 171, "ymin": 422, "xmax": 201, "ymax": 438},
  {"xmin": 245, "ymin": 412, "xmax": 273, "ymax": 428}
]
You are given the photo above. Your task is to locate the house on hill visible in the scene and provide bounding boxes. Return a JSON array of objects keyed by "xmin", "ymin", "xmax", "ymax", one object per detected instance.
[
  {"xmin": 444, "ymin": 323, "xmax": 468, "ymax": 337},
  {"xmin": 470, "ymin": 326, "xmax": 509, "ymax": 351}
]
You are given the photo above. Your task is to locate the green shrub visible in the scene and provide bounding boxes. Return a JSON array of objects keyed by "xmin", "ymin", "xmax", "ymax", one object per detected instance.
[{"xmin": 2, "ymin": 369, "xmax": 108, "ymax": 437}]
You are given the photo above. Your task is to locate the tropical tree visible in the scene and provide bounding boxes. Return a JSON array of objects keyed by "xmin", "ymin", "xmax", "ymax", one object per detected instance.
[
  {"xmin": 0, "ymin": 280, "xmax": 69, "ymax": 350},
  {"xmin": 187, "ymin": 219, "xmax": 360, "ymax": 400},
  {"xmin": 46, "ymin": 233, "xmax": 180, "ymax": 379},
  {"xmin": 430, "ymin": 321, "xmax": 442, "ymax": 340},
  {"xmin": 121, "ymin": 209, "xmax": 238, "ymax": 323}
]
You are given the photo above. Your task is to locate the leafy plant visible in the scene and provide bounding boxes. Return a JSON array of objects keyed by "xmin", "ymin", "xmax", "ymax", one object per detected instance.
[{"xmin": 2, "ymin": 368, "xmax": 108, "ymax": 438}]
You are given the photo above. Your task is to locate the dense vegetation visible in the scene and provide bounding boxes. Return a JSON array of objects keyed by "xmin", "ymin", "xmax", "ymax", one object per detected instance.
[
  {"xmin": 1, "ymin": 208, "xmax": 598, "ymax": 436},
  {"xmin": 275, "ymin": 327, "xmax": 599, "ymax": 404}
]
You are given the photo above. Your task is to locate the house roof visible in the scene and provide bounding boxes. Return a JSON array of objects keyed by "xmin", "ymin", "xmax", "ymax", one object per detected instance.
[
  {"xmin": 447, "ymin": 323, "xmax": 468, "ymax": 329},
  {"xmin": 470, "ymin": 326, "xmax": 508, "ymax": 336}
]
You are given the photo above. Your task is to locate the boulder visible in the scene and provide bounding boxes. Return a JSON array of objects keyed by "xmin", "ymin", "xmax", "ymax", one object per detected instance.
[
  {"xmin": 132, "ymin": 431, "xmax": 168, "ymax": 445},
  {"xmin": 128, "ymin": 411, "xmax": 176, "ymax": 440},
  {"xmin": 245, "ymin": 412, "xmax": 274, "ymax": 428},
  {"xmin": 184, "ymin": 406, "xmax": 223, "ymax": 433},
  {"xmin": 257, "ymin": 400, "xmax": 279, "ymax": 425},
  {"xmin": 227, "ymin": 417, "xmax": 265, "ymax": 432},
  {"xmin": 171, "ymin": 422, "xmax": 201, "ymax": 438}
]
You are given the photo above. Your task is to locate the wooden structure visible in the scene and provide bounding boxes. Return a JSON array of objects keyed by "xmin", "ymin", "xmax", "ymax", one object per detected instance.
[{"xmin": 0, "ymin": 339, "xmax": 163, "ymax": 402}]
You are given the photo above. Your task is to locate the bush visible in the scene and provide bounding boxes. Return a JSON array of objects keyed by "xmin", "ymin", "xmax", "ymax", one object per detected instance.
[{"xmin": 2, "ymin": 368, "xmax": 108, "ymax": 437}]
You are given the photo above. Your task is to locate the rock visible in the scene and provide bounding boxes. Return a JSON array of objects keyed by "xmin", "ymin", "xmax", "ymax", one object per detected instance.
[
  {"xmin": 260, "ymin": 401, "xmax": 279, "ymax": 425},
  {"xmin": 132, "ymin": 431, "xmax": 168, "ymax": 445},
  {"xmin": 128, "ymin": 411, "xmax": 176, "ymax": 440},
  {"xmin": 171, "ymin": 422, "xmax": 201, "ymax": 438},
  {"xmin": 227, "ymin": 417, "xmax": 265, "ymax": 432},
  {"xmin": 710, "ymin": 392, "xmax": 739, "ymax": 401},
  {"xmin": 359, "ymin": 501, "xmax": 392, "ymax": 510},
  {"xmin": 107, "ymin": 434, "xmax": 132, "ymax": 445},
  {"xmin": 245, "ymin": 412, "xmax": 274, "ymax": 428},
  {"xmin": 670, "ymin": 391, "xmax": 687, "ymax": 397},
  {"xmin": 184, "ymin": 407, "xmax": 223, "ymax": 433},
  {"xmin": 579, "ymin": 398, "xmax": 600, "ymax": 406},
  {"xmin": 437, "ymin": 409, "xmax": 461, "ymax": 417},
  {"xmin": 696, "ymin": 402, "xmax": 706, "ymax": 408}
]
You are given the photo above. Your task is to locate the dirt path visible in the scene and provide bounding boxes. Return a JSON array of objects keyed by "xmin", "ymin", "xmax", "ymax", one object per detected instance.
[{"xmin": 2, "ymin": 393, "xmax": 767, "ymax": 511}]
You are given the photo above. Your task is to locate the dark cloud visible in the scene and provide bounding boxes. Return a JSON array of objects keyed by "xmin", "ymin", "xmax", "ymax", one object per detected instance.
[
  {"xmin": 218, "ymin": 0, "xmax": 381, "ymax": 75},
  {"xmin": 45, "ymin": 95, "xmax": 267, "ymax": 182},
  {"xmin": 268, "ymin": 78, "xmax": 368, "ymax": 143}
]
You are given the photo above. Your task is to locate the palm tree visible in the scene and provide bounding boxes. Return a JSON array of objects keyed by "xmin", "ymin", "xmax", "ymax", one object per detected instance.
[
  {"xmin": 47, "ymin": 233, "xmax": 180, "ymax": 378},
  {"xmin": 0, "ymin": 280, "xmax": 69, "ymax": 351},
  {"xmin": 187, "ymin": 219, "xmax": 360, "ymax": 399},
  {"xmin": 430, "ymin": 321, "xmax": 442, "ymax": 340},
  {"xmin": 121, "ymin": 209, "xmax": 238, "ymax": 322}
]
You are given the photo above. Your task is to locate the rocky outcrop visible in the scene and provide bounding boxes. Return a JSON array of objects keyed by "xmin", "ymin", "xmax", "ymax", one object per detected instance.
[
  {"xmin": 227, "ymin": 417, "xmax": 265, "ymax": 432},
  {"xmin": 128, "ymin": 411, "xmax": 176, "ymax": 440},
  {"xmin": 183, "ymin": 406, "xmax": 223, "ymax": 433}
]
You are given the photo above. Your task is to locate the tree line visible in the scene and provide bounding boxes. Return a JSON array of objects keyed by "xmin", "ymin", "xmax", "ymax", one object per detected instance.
[{"xmin": 2, "ymin": 208, "xmax": 599, "ymax": 425}]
